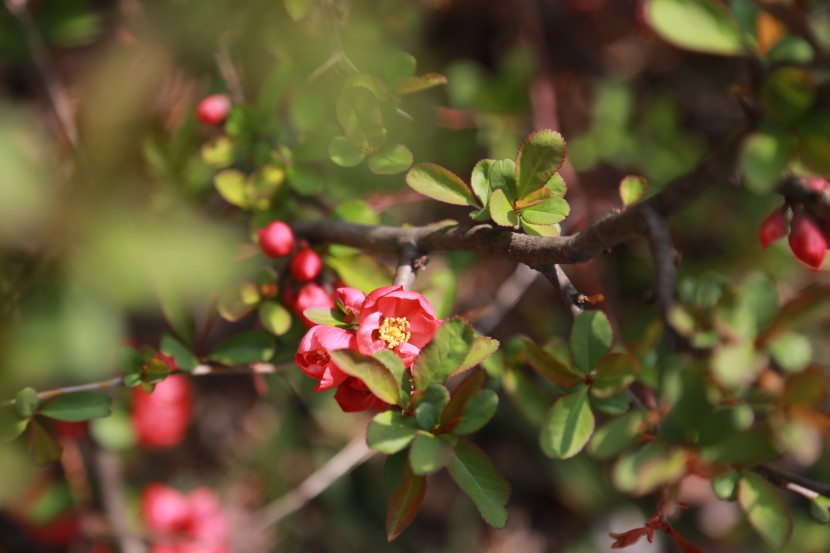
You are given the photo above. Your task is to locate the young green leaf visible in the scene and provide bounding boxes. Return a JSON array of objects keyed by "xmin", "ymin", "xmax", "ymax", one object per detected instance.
[
  {"xmin": 329, "ymin": 349, "xmax": 401, "ymax": 406},
  {"xmin": 739, "ymin": 472, "xmax": 793, "ymax": 549},
  {"xmin": 373, "ymin": 349, "xmax": 408, "ymax": 394},
  {"xmin": 489, "ymin": 159, "xmax": 517, "ymax": 201},
  {"xmin": 521, "ymin": 220, "xmax": 561, "ymax": 237},
  {"xmin": 711, "ymin": 469, "xmax": 740, "ymax": 501},
  {"xmin": 515, "ymin": 129, "xmax": 567, "ymax": 200},
  {"xmin": 569, "ymin": 311, "xmax": 613, "ymax": 374},
  {"xmin": 488, "ymin": 188, "xmax": 519, "ymax": 228},
  {"xmin": 214, "ymin": 169, "xmax": 248, "ymax": 208},
  {"xmin": 645, "ymin": 0, "xmax": 745, "ymax": 56},
  {"xmin": 368, "ymin": 143, "xmax": 413, "ymax": 175},
  {"xmin": 384, "ymin": 51, "xmax": 417, "ymax": 89},
  {"xmin": 518, "ymin": 196, "xmax": 569, "ymax": 225},
  {"xmin": 329, "ymin": 136, "xmax": 366, "ymax": 168},
  {"xmin": 413, "ymin": 384, "xmax": 450, "ymax": 431},
  {"xmin": 259, "ymin": 301, "xmax": 293, "ymax": 336},
  {"xmin": 739, "ymin": 131, "xmax": 794, "ymax": 195},
  {"xmin": 367, "ymin": 410, "xmax": 419, "ymax": 454},
  {"xmin": 207, "ymin": 330, "xmax": 276, "ymax": 365},
  {"xmin": 405, "ymin": 163, "xmax": 477, "ymax": 206},
  {"xmin": 14, "ymin": 388, "xmax": 39, "ymax": 420},
  {"xmin": 160, "ymin": 333, "xmax": 199, "ymax": 371},
  {"xmin": 619, "ymin": 175, "xmax": 648, "ymax": 208},
  {"xmin": 540, "ymin": 386, "xmax": 595, "ymax": 459},
  {"xmin": 447, "ymin": 439, "xmax": 510, "ymax": 528},
  {"xmin": 116, "ymin": 346, "xmax": 145, "ymax": 374},
  {"xmin": 38, "ymin": 392, "xmax": 112, "ymax": 422},
  {"xmin": 386, "ymin": 461, "xmax": 427, "ymax": 541},
  {"xmin": 591, "ymin": 352, "xmax": 641, "ymax": 398},
  {"xmin": 454, "ymin": 336, "xmax": 499, "ymax": 376},
  {"xmin": 412, "ymin": 318, "xmax": 474, "ymax": 390},
  {"xmin": 452, "ymin": 390, "xmax": 498, "ymax": 435},
  {"xmin": 470, "ymin": 159, "xmax": 496, "ymax": 205},
  {"xmin": 522, "ymin": 339, "xmax": 583, "ymax": 387},
  {"xmin": 301, "ymin": 307, "xmax": 346, "ymax": 327},
  {"xmin": 587, "ymin": 410, "xmax": 647, "ymax": 460},
  {"xmin": 336, "ymin": 86, "xmax": 386, "ymax": 150},
  {"xmin": 409, "ymin": 431, "xmax": 455, "ymax": 475},
  {"xmin": 613, "ymin": 442, "xmax": 688, "ymax": 496}
]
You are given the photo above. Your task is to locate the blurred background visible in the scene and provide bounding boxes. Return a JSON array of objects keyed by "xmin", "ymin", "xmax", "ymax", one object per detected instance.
[{"xmin": 1, "ymin": 0, "xmax": 829, "ymax": 551}]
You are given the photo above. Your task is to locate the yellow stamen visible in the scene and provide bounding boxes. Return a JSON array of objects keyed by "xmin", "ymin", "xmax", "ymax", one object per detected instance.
[{"xmin": 378, "ymin": 316, "xmax": 411, "ymax": 349}]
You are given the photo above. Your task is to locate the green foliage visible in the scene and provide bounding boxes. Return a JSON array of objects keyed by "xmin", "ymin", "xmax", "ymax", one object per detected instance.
[
  {"xmin": 367, "ymin": 411, "xmax": 419, "ymax": 454},
  {"xmin": 540, "ymin": 385, "xmax": 595, "ymax": 459},
  {"xmin": 386, "ymin": 461, "xmax": 427, "ymax": 541},
  {"xmin": 412, "ymin": 318, "xmax": 475, "ymax": 390},
  {"xmin": 645, "ymin": 0, "xmax": 745, "ymax": 55},
  {"xmin": 38, "ymin": 392, "xmax": 111, "ymax": 422},
  {"xmin": 569, "ymin": 311, "xmax": 613, "ymax": 374},
  {"xmin": 739, "ymin": 472, "xmax": 793, "ymax": 548},
  {"xmin": 207, "ymin": 330, "xmax": 276, "ymax": 365},
  {"xmin": 619, "ymin": 175, "xmax": 648, "ymax": 208},
  {"xmin": 329, "ymin": 350, "xmax": 401, "ymax": 406},
  {"xmin": 447, "ymin": 439, "xmax": 510, "ymax": 528}
]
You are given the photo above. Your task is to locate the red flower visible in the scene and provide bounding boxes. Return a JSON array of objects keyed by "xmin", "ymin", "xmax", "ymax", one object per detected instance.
[
  {"xmin": 335, "ymin": 287, "xmax": 365, "ymax": 323},
  {"xmin": 294, "ymin": 283, "xmax": 335, "ymax": 327},
  {"xmin": 295, "ymin": 325, "xmax": 355, "ymax": 390},
  {"xmin": 132, "ymin": 375, "xmax": 193, "ymax": 449},
  {"xmin": 758, "ymin": 209, "xmax": 788, "ymax": 248},
  {"xmin": 142, "ymin": 484, "xmax": 192, "ymax": 534},
  {"xmin": 356, "ymin": 285, "xmax": 441, "ymax": 368},
  {"xmin": 334, "ymin": 378, "xmax": 387, "ymax": 412},
  {"xmin": 789, "ymin": 214, "xmax": 827, "ymax": 270},
  {"xmin": 141, "ymin": 484, "xmax": 231, "ymax": 553}
]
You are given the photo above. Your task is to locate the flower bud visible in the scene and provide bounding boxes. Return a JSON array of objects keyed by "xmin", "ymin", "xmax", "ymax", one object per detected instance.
[
  {"xmin": 758, "ymin": 209, "xmax": 788, "ymax": 248},
  {"xmin": 258, "ymin": 221, "xmax": 295, "ymax": 258},
  {"xmin": 290, "ymin": 248, "xmax": 323, "ymax": 282},
  {"xmin": 788, "ymin": 215, "xmax": 827, "ymax": 270},
  {"xmin": 294, "ymin": 283, "xmax": 335, "ymax": 327},
  {"xmin": 804, "ymin": 176, "xmax": 829, "ymax": 192},
  {"xmin": 196, "ymin": 94, "xmax": 231, "ymax": 126}
]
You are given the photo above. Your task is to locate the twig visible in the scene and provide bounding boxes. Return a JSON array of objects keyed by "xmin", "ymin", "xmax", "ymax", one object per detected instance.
[
  {"xmin": 474, "ymin": 263, "xmax": 539, "ymax": 334},
  {"xmin": 754, "ymin": 464, "xmax": 830, "ymax": 500},
  {"xmin": 392, "ymin": 243, "xmax": 424, "ymax": 290},
  {"xmin": 95, "ymin": 449, "xmax": 145, "ymax": 553},
  {"xmin": 4, "ymin": 0, "xmax": 78, "ymax": 150},
  {"xmin": 294, "ymin": 127, "xmax": 746, "ymax": 266},
  {"xmin": 532, "ymin": 264, "xmax": 584, "ymax": 319},
  {"xmin": 242, "ymin": 435, "xmax": 375, "ymax": 544},
  {"xmin": 643, "ymin": 208, "xmax": 678, "ymax": 324},
  {"xmin": 215, "ymin": 33, "xmax": 246, "ymax": 104}
]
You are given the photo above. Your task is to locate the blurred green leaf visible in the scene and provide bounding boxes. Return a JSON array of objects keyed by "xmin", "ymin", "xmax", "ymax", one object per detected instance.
[
  {"xmin": 0, "ymin": 407, "xmax": 29, "ymax": 442},
  {"xmin": 588, "ymin": 410, "xmax": 646, "ymax": 460},
  {"xmin": 540, "ymin": 386, "xmax": 595, "ymax": 459},
  {"xmin": 739, "ymin": 471, "xmax": 793, "ymax": 548},
  {"xmin": 329, "ymin": 349, "xmax": 401, "ymax": 406},
  {"xmin": 38, "ymin": 392, "xmax": 111, "ymax": 422},
  {"xmin": 325, "ymin": 253, "xmax": 392, "ymax": 294},
  {"xmin": 160, "ymin": 333, "xmax": 198, "ymax": 371},
  {"xmin": 645, "ymin": 0, "xmax": 745, "ymax": 56},
  {"xmin": 569, "ymin": 311, "xmax": 613, "ymax": 374},
  {"xmin": 384, "ymin": 51, "xmax": 417, "ymax": 89},
  {"xmin": 368, "ymin": 144, "xmax": 413, "ymax": 175},
  {"xmin": 336, "ymin": 86, "xmax": 386, "ymax": 150},
  {"xmin": 284, "ymin": 0, "xmax": 312, "ymax": 21},
  {"xmin": 452, "ymin": 390, "xmax": 498, "ymax": 435},
  {"xmin": 406, "ymin": 163, "xmax": 477, "ymax": 206},
  {"xmin": 699, "ymin": 424, "xmax": 780, "ymax": 465},
  {"xmin": 15, "ymin": 387, "xmax": 39, "ymax": 420},
  {"xmin": 761, "ymin": 67, "xmax": 815, "ymax": 124},
  {"xmin": 515, "ymin": 129, "xmax": 566, "ymax": 199},
  {"xmin": 367, "ymin": 410, "xmax": 419, "ymax": 454},
  {"xmin": 613, "ymin": 442, "xmax": 687, "ymax": 496},
  {"xmin": 711, "ymin": 468, "xmax": 740, "ymax": 500},
  {"xmin": 739, "ymin": 130, "xmax": 794, "ymax": 194},
  {"xmin": 207, "ymin": 330, "xmax": 276, "ymax": 365},
  {"xmin": 619, "ymin": 175, "xmax": 648, "ymax": 207},
  {"xmin": 329, "ymin": 136, "xmax": 366, "ymax": 168},
  {"xmin": 591, "ymin": 352, "xmax": 640, "ymax": 398},
  {"xmin": 386, "ymin": 461, "xmax": 426, "ymax": 541},
  {"xmin": 27, "ymin": 420, "xmax": 62, "ymax": 466},
  {"xmin": 711, "ymin": 340, "xmax": 764, "ymax": 389},
  {"xmin": 412, "ymin": 318, "xmax": 474, "ymax": 390},
  {"xmin": 201, "ymin": 136, "xmax": 234, "ymax": 169},
  {"xmin": 259, "ymin": 301, "xmax": 293, "ymax": 336},
  {"xmin": 89, "ymin": 408, "xmax": 135, "ymax": 452},
  {"xmin": 768, "ymin": 332, "xmax": 811, "ymax": 373},
  {"xmin": 523, "ymin": 338, "xmax": 583, "ymax": 387},
  {"xmin": 447, "ymin": 439, "xmax": 509, "ymax": 528},
  {"xmin": 810, "ymin": 496, "xmax": 830, "ymax": 524},
  {"xmin": 409, "ymin": 431, "xmax": 455, "ymax": 475}
]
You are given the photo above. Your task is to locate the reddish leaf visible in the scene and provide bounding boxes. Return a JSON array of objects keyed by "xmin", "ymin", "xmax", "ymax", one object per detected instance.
[
  {"xmin": 439, "ymin": 370, "xmax": 486, "ymax": 432},
  {"xmin": 664, "ymin": 526, "xmax": 705, "ymax": 553},
  {"xmin": 610, "ymin": 527, "xmax": 650, "ymax": 549},
  {"xmin": 386, "ymin": 462, "xmax": 427, "ymax": 541}
]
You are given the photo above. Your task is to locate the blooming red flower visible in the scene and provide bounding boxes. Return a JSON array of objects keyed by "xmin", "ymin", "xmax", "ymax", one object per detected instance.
[
  {"xmin": 334, "ymin": 377, "xmax": 387, "ymax": 412},
  {"xmin": 132, "ymin": 375, "xmax": 193, "ymax": 449},
  {"xmin": 296, "ymin": 325, "xmax": 355, "ymax": 390},
  {"xmin": 335, "ymin": 287, "xmax": 365, "ymax": 323},
  {"xmin": 356, "ymin": 285, "xmax": 441, "ymax": 367}
]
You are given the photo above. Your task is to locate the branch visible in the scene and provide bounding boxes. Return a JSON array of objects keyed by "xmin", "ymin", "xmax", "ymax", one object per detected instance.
[
  {"xmin": 392, "ymin": 243, "xmax": 425, "ymax": 290},
  {"xmin": 754, "ymin": 464, "xmax": 830, "ymax": 501},
  {"xmin": 532, "ymin": 264, "xmax": 585, "ymax": 319},
  {"xmin": 294, "ymin": 129, "xmax": 746, "ymax": 265},
  {"xmin": 644, "ymin": 208, "xmax": 678, "ymax": 324}
]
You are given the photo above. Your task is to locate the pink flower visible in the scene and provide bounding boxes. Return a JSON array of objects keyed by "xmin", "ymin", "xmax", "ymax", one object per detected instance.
[
  {"xmin": 335, "ymin": 287, "xmax": 365, "ymax": 323},
  {"xmin": 356, "ymin": 285, "xmax": 441, "ymax": 367},
  {"xmin": 334, "ymin": 378, "xmax": 387, "ymax": 412},
  {"xmin": 294, "ymin": 283, "xmax": 335, "ymax": 327},
  {"xmin": 295, "ymin": 325, "xmax": 355, "ymax": 391},
  {"xmin": 132, "ymin": 375, "xmax": 193, "ymax": 449}
]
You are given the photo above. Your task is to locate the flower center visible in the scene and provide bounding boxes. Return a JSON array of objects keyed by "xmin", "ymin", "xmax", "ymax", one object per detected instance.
[
  {"xmin": 378, "ymin": 316, "xmax": 411, "ymax": 349},
  {"xmin": 309, "ymin": 349, "xmax": 330, "ymax": 365}
]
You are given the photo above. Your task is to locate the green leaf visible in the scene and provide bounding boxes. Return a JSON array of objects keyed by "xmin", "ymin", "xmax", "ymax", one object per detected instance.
[
  {"xmin": 200, "ymin": 136, "xmax": 234, "ymax": 168},
  {"xmin": 645, "ymin": 0, "xmax": 746, "ymax": 56},
  {"xmin": 27, "ymin": 420, "xmax": 62, "ymax": 466},
  {"xmin": 518, "ymin": 196, "xmax": 569, "ymax": 225},
  {"xmin": 405, "ymin": 163, "xmax": 477, "ymax": 206},
  {"xmin": 488, "ymin": 188, "xmax": 518, "ymax": 228},
  {"xmin": 383, "ymin": 51, "xmax": 417, "ymax": 89},
  {"xmin": 613, "ymin": 442, "xmax": 688, "ymax": 496},
  {"xmin": 367, "ymin": 410, "xmax": 419, "ymax": 454},
  {"xmin": 452, "ymin": 390, "xmax": 498, "ymax": 435},
  {"xmin": 395, "ymin": 73, "xmax": 448, "ymax": 95},
  {"xmin": 89, "ymin": 409, "xmax": 136, "ymax": 452},
  {"xmin": 515, "ymin": 129, "xmax": 566, "ymax": 200},
  {"xmin": 711, "ymin": 340, "xmax": 764, "ymax": 389},
  {"xmin": 768, "ymin": 332, "xmax": 811, "ymax": 373},
  {"xmin": 739, "ymin": 130, "xmax": 795, "ymax": 194},
  {"xmin": 545, "ymin": 172, "xmax": 567, "ymax": 196},
  {"xmin": 329, "ymin": 349, "xmax": 401, "ymax": 406},
  {"xmin": 471, "ymin": 159, "xmax": 495, "ymax": 205},
  {"xmin": 711, "ymin": 469, "xmax": 740, "ymax": 501},
  {"xmin": 286, "ymin": 166, "xmax": 323, "ymax": 196},
  {"xmin": 522, "ymin": 338, "xmax": 583, "ymax": 387},
  {"xmin": 259, "ymin": 301, "xmax": 293, "ymax": 336},
  {"xmin": 284, "ymin": 0, "xmax": 312, "ymax": 21},
  {"xmin": 739, "ymin": 472, "xmax": 793, "ymax": 548},
  {"xmin": 455, "ymin": 336, "xmax": 499, "ymax": 376},
  {"xmin": 440, "ymin": 370, "xmax": 486, "ymax": 432},
  {"xmin": 447, "ymin": 439, "xmax": 510, "ymax": 528},
  {"xmin": 540, "ymin": 386, "xmax": 595, "ymax": 459},
  {"xmin": 489, "ymin": 159, "xmax": 517, "ymax": 201},
  {"xmin": 797, "ymin": 110, "xmax": 830, "ymax": 175},
  {"xmin": 781, "ymin": 368, "xmax": 827, "ymax": 407},
  {"xmin": 698, "ymin": 424, "xmax": 780, "ymax": 465},
  {"xmin": 336, "ymin": 86, "xmax": 386, "ymax": 150},
  {"xmin": 619, "ymin": 175, "xmax": 648, "ymax": 207},
  {"xmin": 160, "ymin": 333, "xmax": 198, "ymax": 371},
  {"xmin": 569, "ymin": 311, "xmax": 613, "ymax": 374},
  {"xmin": 521, "ymin": 220, "xmax": 561, "ymax": 237},
  {"xmin": 591, "ymin": 352, "xmax": 641, "ymax": 398},
  {"xmin": 412, "ymin": 318, "xmax": 474, "ymax": 390},
  {"xmin": 386, "ymin": 461, "xmax": 427, "ymax": 541},
  {"xmin": 413, "ymin": 384, "xmax": 450, "ymax": 431},
  {"xmin": 368, "ymin": 144, "xmax": 413, "ymax": 175},
  {"xmin": 38, "ymin": 392, "xmax": 111, "ymax": 422},
  {"xmin": 116, "ymin": 346, "xmax": 145, "ymax": 374},
  {"xmin": 207, "ymin": 330, "xmax": 276, "ymax": 365},
  {"xmin": 0, "ymin": 407, "xmax": 29, "ymax": 442},
  {"xmin": 15, "ymin": 387, "xmax": 39, "ymax": 419},
  {"xmin": 329, "ymin": 136, "xmax": 366, "ymax": 168},
  {"xmin": 409, "ymin": 431, "xmax": 455, "ymax": 475},
  {"xmin": 591, "ymin": 391, "xmax": 632, "ymax": 415},
  {"xmin": 373, "ymin": 349, "xmax": 407, "ymax": 394},
  {"xmin": 761, "ymin": 67, "xmax": 815, "ymax": 124},
  {"xmin": 810, "ymin": 496, "xmax": 830, "ymax": 524},
  {"xmin": 588, "ymin": 410, "xmax": 647, "ymax": 460},
  {"xmin": 325, "ymin": 253, "xmax": 393, "ymax": 294},
  {"xmin": 214, "ymin": 169, "xmax": 248, "ymax": 208}
]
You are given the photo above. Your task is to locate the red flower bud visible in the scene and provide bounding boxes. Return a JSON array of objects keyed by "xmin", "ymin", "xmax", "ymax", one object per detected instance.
[
  {"xmin": 758, "ymin": 209, "xmax": 788, "ymax": 248},
  {"xmin": 294, "ymin": 283, "xmax": 335, "ymax": 327},
  {"xmin": 196, "ymin": 94, "xmax": 231, "ymax": 126},
  {"xmin": 804, "ymin": 176, "xmax": 829, "ymax": 192},
  {"xmin": 789, "ymin": 215, "xmax": 827, "ymax": 270},
  {"xmin": 141, "ymin": 484, "xmax": 192, "ymax": 534},
  {"xmin": 290, "ymin": 248, "xmax": 323, "ymax": 282},
  {"xmin": 258, "ymin": 221, "xmax": 295, "ymax": 258},
  {"xmin": 132, "ymin": 375, "xmax": 193, "ymax": 449}
]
